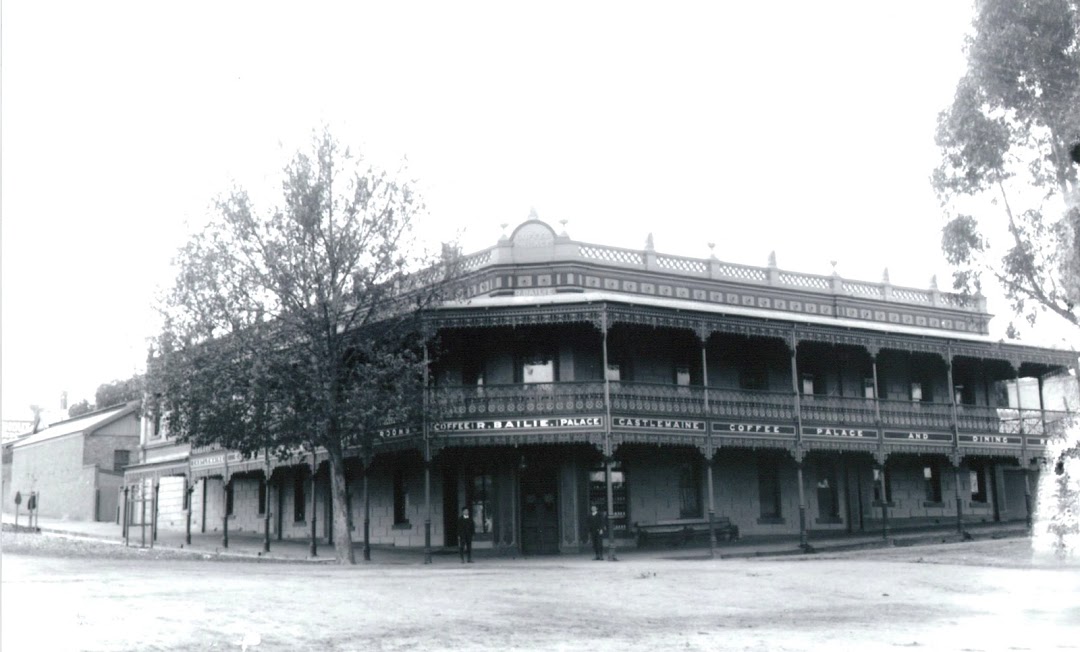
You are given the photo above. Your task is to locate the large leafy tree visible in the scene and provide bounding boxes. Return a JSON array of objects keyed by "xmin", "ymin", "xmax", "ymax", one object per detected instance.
[
  {"xmin": 933, "ymin": 0, "xmax": 1080, "ymax": 333},
  {"xmin": 151, "ymin": 129, "xmax": 458, "ymax": 563}
]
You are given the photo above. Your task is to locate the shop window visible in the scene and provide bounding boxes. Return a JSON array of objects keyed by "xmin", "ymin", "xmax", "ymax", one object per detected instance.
[
  {"xmin": 589, "ymin": 461, "xmax": 627, "ymax": 535},
  {"xmin": 923, "ymin": 464, "xmax": 942, "ymax": 503},
  {"xmin": 467, "ymin": 467, "xmax": 493, "ymax": 535},
  {"xmin": 758, "ymin": 457, "xmax": 782, "ymax": 519},
  {"xmin": 226, "ymin": 481, "xmax": 234, "ymax": 516},
  {"xmin": 873, "ymin": 466, "xmax": 893, "ymax": 504},
  {"xmin": 258, "ymin": 477, "xmax": 267, "ymax": 515},
  {"xmin": 113, "ymin": 450, "xmax": 130, "ymax": 473},
  {"xmin": 393, "ymin": 468, "xmax": 410, "ymax": 525},
  {"xmin": 970, "ymin": 463, "xmax": 988, "ymax": 503},
  {"xmin": 678, "ymin": 461, "xmax": 702, "ymax": 518},
  {"xmin": 293, "ymin": 472, "xmax": 306, "ymax": 522}
]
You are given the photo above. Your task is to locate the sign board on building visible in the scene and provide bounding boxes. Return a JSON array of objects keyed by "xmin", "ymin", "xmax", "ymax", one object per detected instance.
[
  {"xmin": 432, "ymin": 416, "xmax": 603, "ymax": 433},
  {"xmin": 613, "ymin": 417, "xmax": 705, "ymax": 431},
  {"xmin": 883, "ymin": 430, "xmax": 953, "ymax": 443},
  {"xmin": 712, "ymin": 422, "xmax": 796, "ymax": 436},
  {"xmin": 802, "ymin": 426, "xmax": 876, "ymax": 439}
]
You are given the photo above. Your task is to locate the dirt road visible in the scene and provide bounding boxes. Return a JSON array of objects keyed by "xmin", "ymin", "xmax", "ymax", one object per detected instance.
[{"xmin": 2, "ymin": 533, "xmax": 1077, "ymax": 651}]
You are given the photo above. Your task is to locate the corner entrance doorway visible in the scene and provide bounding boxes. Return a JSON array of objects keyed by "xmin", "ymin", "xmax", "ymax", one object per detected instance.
[{"xmin": 520, "ymin": 464, "xmax": 559, "ymax": 555}]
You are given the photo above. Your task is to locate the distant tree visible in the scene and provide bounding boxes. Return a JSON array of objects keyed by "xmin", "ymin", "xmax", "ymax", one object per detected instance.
[
  {"xmin": 933, "ymin": 0, "xmax": 1079, "ymax": 333},
  {"xmin": 95, "ymin": 376, "xmax": 143, "ymax": 408},
  {"xmin": 150, "ymin": 128, "xmax": 460, "ymax": 564},
  {"xmin": 67, "ymin": 399, "xmax": 94, "ymax": 418}
]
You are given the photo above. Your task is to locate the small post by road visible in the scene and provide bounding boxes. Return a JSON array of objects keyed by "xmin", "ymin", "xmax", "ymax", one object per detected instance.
[{"xmin": 13, "ymin": 491, "xmax": 21, "ymax": 532}]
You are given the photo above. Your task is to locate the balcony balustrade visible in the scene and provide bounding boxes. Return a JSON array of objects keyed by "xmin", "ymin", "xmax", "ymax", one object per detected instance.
[
  {"xmin": 609, "ymin": 381, "xmax": 705, "ymax": 417},
  {"xmin": 706, "ymin": 388, "xmax": 796, "ymax": 422},
  {"xmin": 798, "ymin": 394, "xmax": 877, "ymax": 428},
  {"xmin": 427, "ymin": 382, "xmax": 1067, "ymax": 439},
  {"xmin": 879, "ymin": 400, "xmax": 953, "ymax": 431},
  {"xmin": 428, "ymin": 381, "xmax": 607, "ymax": 419}
]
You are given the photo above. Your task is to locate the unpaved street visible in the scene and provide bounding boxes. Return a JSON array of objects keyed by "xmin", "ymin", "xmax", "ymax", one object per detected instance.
[{"xmin": 2, "ymin": 534, "xmax": 1078, "ymax": 652}]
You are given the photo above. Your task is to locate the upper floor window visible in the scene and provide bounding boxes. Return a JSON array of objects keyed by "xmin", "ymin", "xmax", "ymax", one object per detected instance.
[
  {"xmin": 519, "ymin": 346, "xmax": 555, "ymax": 384},
  {"xmin": 606, "ymin": 363, "xmax": 621, "ymax": 382},
  {"xmin": 740, "ymin": 365, "xmax": 768, "ymax": 391},
  {"xmin": 863, "ymin": 377, "xmax": 877, "ymax": 399},
  {"xmin": 113, "ymin": 450, "xmax": 130, "ymax": 473},
  {"xmin": 675, "ymin": 365, "xmax": 691, "ymax": 387}
]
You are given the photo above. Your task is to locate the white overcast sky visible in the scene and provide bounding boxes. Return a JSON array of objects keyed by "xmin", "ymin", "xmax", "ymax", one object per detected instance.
[{"xmin": 2, "ymin": 1, "xmax": 1075, "ymax": 421}]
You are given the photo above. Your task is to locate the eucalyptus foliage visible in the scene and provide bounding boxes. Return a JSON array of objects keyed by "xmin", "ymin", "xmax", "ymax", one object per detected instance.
[
  {"xmin": 150, "ymin": 129, "xmax": 459, "ymax": 563},
  {"xmin": 933, "ymin": 0, "xmax": 1080, "ymax": 331}
]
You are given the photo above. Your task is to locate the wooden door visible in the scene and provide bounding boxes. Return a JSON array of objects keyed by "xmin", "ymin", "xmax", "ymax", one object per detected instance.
[{"xmin": 520, "ymin": 466, "xmax": 559, "ymax": 555}]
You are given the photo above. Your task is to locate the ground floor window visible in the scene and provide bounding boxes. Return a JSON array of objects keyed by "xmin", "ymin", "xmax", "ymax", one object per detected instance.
[
  {"xmin": 466, "ymin": 467, "xmax": 493, "ymax": 535},
  {"xmin": 758, "ymin": 457, "xmax": 782, "ymax": 519},
  {"xmin": 970, "ymin": 462, "xmax": 988, "ymax": 503},
  {"xmin": 294, "ymin": 472, "xmax": 306, "ymax": 522},
  {"xmin": 873, "ymin": 466, "xmax": 893, "ymax": 504},
  {"xmin": 816, "ymin": 459, "xmax": 839, "ymax": 520},
  {"xmin": 678, "ymin": 461, "xmax": 702, "ymax": 518},
  {"xmin": 589, "ymin": 461, "xmax": 627, "ymax": 535},
  {"xmin": 393, "ymin": 468, "xmax": 410, "ymax": 525},
  {"xmin": 923, "ymin": 463, "xmax": 942, "ymax": 503}
]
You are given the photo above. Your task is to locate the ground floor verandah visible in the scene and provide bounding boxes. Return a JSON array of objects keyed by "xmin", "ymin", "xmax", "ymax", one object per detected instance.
[{"xmin": 127, "ymin": 441, "xmax": 1039, "ymax": 556}]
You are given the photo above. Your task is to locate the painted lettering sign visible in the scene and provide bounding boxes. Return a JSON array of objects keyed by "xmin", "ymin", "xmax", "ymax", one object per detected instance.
[
  {"xmin": 712, "ymin": 422, "xmax": 796, "ymax": 436},
  {"xmin": 1026, "ymin": 437, "xmax": 1047, "ymax": 448},
  {"xmin": 377, "ymin": 426, "xmax": 414, "ymax": 439},
  {"xmin": 883, "ymin": 431, "xmax": 952, "ymax": 443},
  {"xmin": 613, "ymin": 417, "xmax": 705, "ymax": 431},
  {"xmin": 802, "ymin": 427, "xmax": 875, "ymax": 438},
  {"xmin": 432, "ymin": 416, "xmax": 603, "ymax": 433},
  {"xmin": 515, "ymin": 288, "xmax": 556, "ymax": 296},
  {"xmin": 190, "ymin": 450, "xmax": 247, "ymax": 468},
  {"xmin": 959, "ymin": 434, "xmax": 1022, "ymax": 446}
]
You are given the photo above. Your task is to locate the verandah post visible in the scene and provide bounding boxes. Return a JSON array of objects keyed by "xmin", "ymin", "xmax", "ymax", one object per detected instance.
[
  {"xmin": 185, "ymin": 477, "xmax": 193, "ymax": 545},
  {"xmin": 263, "ymin": 448, "xmax": 272, "ymax": 553},
  {"xmin": 701, "ymin": 334, "xmax": 717, "ymax": 559},
  {"xmin": 1014, "ymin": 365, "xmax": 1032, "ymax": 531},
  {"xmin": 310, "ymin": 452, "xmax": 318, "ymax": 557},
  {"xmin": 945, "ymin": 347, "xmax": 965, "ymax": 537},
  {"xmin": 601, "ymin": 307, "xmax": 617, "ymax": 561},
  {"xmin": 870, "ymin": 349, "xmax": 888, "ymax": 541},
  {"xmin": 423, "ymin": 342, "xmax": 433, "ymax": 565},
  {"xmin": 789, "ymin": 328, "xmax": 809, "ymax": 551}
]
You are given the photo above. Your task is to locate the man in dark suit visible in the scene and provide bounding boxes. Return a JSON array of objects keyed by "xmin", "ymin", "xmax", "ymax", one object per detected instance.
[
  {"xmin": 458, "ymin": 508, "xmax": 476, "ymax": 563},
  {"xmin": 589, "ymin": 505, "xmax": 605, "ymax": 560}
]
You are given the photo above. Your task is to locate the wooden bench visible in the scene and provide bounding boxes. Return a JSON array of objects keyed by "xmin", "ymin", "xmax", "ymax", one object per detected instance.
[{"xmin": 634, "ymin": 518, "xmax": 739, "ymax": 548}]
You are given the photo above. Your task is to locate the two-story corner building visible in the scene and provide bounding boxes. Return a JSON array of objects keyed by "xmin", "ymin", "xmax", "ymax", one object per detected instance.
[{"xmin": 124, "ymin": 216, "xmax": 1078, "ymax": 555}]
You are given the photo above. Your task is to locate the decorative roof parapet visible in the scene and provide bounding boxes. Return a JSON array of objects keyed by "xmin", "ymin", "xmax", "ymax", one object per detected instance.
[{"xmin": 470, "ymin": 218, "xmax": 987, "ymax": 314}]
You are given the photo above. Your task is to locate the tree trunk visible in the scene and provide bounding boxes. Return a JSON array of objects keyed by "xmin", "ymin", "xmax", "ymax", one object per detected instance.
[{"xmin": 327, "ymin": 443, "xmax": 356, "ymax": 564}]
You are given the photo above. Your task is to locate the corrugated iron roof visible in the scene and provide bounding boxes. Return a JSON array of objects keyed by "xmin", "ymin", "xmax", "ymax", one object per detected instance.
[{"xmin": 11, "ymin": 403, "xmax": 138, "ymax": 449}]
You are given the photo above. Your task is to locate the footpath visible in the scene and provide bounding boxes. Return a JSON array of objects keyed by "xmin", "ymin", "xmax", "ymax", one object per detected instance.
[{"xmin": 1, "ymin": 510, "xmax": 1031, "ymax": 565}]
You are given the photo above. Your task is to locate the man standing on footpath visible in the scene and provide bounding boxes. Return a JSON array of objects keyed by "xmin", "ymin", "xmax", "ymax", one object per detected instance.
[
  {"xmin": 458, "ymin": 508, "xmax": 475, "ymax": 563},
  {"xmin": 589, "ymin": 505, "xmax": 605, "ymax": 560}
]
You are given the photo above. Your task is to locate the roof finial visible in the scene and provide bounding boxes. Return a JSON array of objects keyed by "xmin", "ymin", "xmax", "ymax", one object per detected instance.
[
  {"xmin": 707, "ymin": 242, "xmax": 716, "ymax": 259},
  {"xmin": 559, "ymin": 219, "xmax": 569, "ymax": 236},
  {"xmin": 528, "ymin": 207, "xmax": 539, "ymax": 221},
  {"xmin": 929, "ymin": 274, "xmax": 938, "ymax": 290},
  {"xmin": 768, "ymin": 251, "xmax": 777, "ymax": 268},
  {"xmin": 830, "ymin": 260, "xmax": 838, "ymax": 276},
  {"xmin": 882, "ymin": 267, "xmax": 890, "ymax": 284},
  {"xmin": 645, "ymin": 232, "xmax": 655, "ymax": 251}
]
